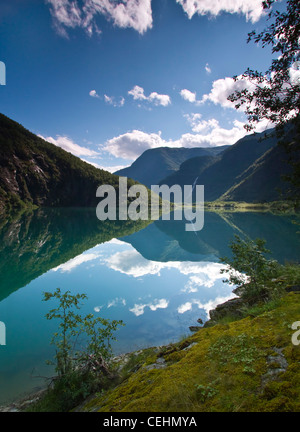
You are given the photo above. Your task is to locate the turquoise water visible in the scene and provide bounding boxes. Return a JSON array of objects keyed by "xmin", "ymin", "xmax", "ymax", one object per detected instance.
[{"xmin": 0, "ymin": 208, "xmax": 299, "ymax": 404}]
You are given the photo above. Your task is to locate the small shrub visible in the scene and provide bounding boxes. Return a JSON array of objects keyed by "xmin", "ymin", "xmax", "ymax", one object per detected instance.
[
  {"xmin": 220, "ymin": 235, "xmax": 281, "ymax": 303},
  {"xmin": 195, "ymin": 384, "xmax": 218, "ymax": 402},
  {"xmin": 36, "ymin": 288, "xmax": 124, "ymax": 411}
]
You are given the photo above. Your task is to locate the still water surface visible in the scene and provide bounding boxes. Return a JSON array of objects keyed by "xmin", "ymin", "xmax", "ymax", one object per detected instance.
[{"xmin": 0, "ymin": 208, "xmax": 299, "ymax": 403}]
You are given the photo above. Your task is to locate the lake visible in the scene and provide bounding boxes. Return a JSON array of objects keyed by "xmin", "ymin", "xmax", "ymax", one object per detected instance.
[{"xmin": 0, "ymin": 208, "xmax": 299, "ymax": 404}]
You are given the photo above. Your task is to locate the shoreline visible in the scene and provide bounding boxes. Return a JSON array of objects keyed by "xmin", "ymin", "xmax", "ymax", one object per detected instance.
[
  {"xmin": 2, "ymin": 287, "xmax": 299, "ymax": 412},
  {"xmin": 0, "ymin": 292, "xmax": 238, "ymax": 412}
]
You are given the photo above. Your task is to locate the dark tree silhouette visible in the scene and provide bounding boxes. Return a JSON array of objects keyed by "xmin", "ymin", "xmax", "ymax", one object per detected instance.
[
  {"xmin": 228, "ymin": 0, "xmax": 300, "ymax": 197},
  {"xmin": 228, "ymin": 0, "xmax": 300, "ymax": 131}
]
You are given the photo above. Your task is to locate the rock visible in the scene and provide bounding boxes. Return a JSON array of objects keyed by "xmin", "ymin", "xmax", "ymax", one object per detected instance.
[
  {"xmin": 261, "ymin": 347, "xmax": 288, "ymax": 390},
  {"xmin": 197, "ymin": 318, "xmax": 203, "ymax": 324},
  {"xmin": 0, "ymin": 388, "xmax": 47, "ymax": 412},
  {"xmin": 144, "ymin": 357, "xmax": 166, "ymax": 371},
  {"xmin": 208, "ymin": 297, "xmax": 245, "ymax": 322},
  {"xmin": 183, "ymin": 342, "xmax": 198, "ymax": 351},
  {"xmin": 232, "ymin": 285, "xmax": 246, "ymax": 297},
  {"xmin": 285, "ymin": 285, "xmax": 300, "ymax": 293},
  {"xmin": 189, "ymin": 326, "xmax": 202, "ymax": 332}
]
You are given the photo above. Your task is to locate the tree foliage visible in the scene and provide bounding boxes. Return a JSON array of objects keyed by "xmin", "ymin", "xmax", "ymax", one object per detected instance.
[
  {"xmin": 220, "ymin": 235, "xmax": 280, "ymax": 303},
  {"xmin": 228, "ymin": 0, "xmax": 300, "ymax": 131},
  {"xmin": 43, "ymin": 288, "xmax": 124, "ymax": 377},
  {"xmin": 36, "ymin": 288, "xmax": 124, "ymax": 411}
]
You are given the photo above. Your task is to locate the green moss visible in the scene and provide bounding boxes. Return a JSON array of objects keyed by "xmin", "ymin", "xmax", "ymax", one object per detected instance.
[{"xmin": 78, "ymin": 293, "xmax": 300, "ymax": 412}]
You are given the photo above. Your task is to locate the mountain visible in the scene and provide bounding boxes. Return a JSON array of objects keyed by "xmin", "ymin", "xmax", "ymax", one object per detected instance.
[
  {"xmin": 0, "ymin": 113, "xmax": 137, "ymax": 213},
  {"xmin": 120, "ymin": 212, "xmax": 300, "ymax": 265},
  {"xmin": 160, "ymin": 154, "xmax": 220, "ymax": 186},
  {"xmin": 219, "ymin": 141, "xmax": 297, "ymax": 202},
  {"xmin": 161, "ymin": 127, "xmax": 298, "ymax": 202},
  {"xmin": 114, "ymin": 145, "xmax": 229, "ymax": 187}
]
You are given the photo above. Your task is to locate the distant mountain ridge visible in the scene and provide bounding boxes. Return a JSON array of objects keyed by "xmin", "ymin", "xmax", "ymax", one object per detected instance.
[
  {"xmin": 162, "ymin": 129, "xmax": 278, "ymax": 201},
  {"xmin": 161, "ymin": 126, "xmax": 299, "ymax": 202},
  {"xmin": 114, "ymin": 145, "xmax": 229, "ymax": 187},
  {"xmin": 119, "ymin": 126, "xmax": 298, "ymax": 203}
]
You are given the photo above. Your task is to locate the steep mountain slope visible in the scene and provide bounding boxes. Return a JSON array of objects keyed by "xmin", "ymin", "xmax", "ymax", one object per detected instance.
[
  {"xmin": 0, "ymin": 113, "xmax": 136, "ymax": 213},
  {"xmin": 220, "ymin": 130, "xmax": 300, "ymax": 202},
  {"xmin": 219, "ymin": 144, "xmax": 292, "ymax": 202},
  {"xmin": 114, "ymin": 145, "xmax": 229, "ymax": 187},
  {"xmin": 161, "ymin": 128, "xmax": 283, "ymax": 202},
  {"xmin": 160, "ymin": 154, "xmax": 219, "ymax": 186}
]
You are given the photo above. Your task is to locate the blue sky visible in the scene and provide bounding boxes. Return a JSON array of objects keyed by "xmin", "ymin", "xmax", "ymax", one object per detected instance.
[{"xmin": 0, "ymin": 0, "xmax": 283, "ymax": 172}]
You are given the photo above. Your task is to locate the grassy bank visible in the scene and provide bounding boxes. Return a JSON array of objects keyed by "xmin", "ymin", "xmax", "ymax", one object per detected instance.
[
  {"xmin": 204, "ymin": 200, "xmax": 299, "ymax": 214},
  {"xmin": 22, "ymin": 239, "xmax": 300, "ymax": 413},
  {"xmin": 76, "ymin": 291, "xmax": 300, "ymax": 412}
]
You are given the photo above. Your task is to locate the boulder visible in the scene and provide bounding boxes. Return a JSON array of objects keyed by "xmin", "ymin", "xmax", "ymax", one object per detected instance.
[{"xmin": 208, "ymin": 297, "xmax": 245, "ymax": 322}]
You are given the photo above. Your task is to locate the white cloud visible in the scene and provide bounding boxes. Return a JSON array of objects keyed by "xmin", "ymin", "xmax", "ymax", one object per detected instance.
[
  {"xmin": 105, "ymin": 238, "xmax": 127, "ymax": 245},
  {"xmin": 81, "ymin": 159, "xmax": 127, "ymax": 173},
  {"xmin": 180, "ymin": 89, "xmax": 198, "ymax": 104},
  {"xmin": 184, "ymin": 113, "xmax": 219, "ymax": 132},
  {"xmin": 102, "ymin": 246, "xmax": 234, "ymax": 318},
  {"xmin": 104, "ymin": 94, "xmax": 125, "ymax": 107},
  {"xmin": 89, "ymin": 90, "xmax": 125, "ymax": 106},
  {"xmin": 46, "ymin": 0, "xmax": 266, "ymax": 38},
  {"xmin": 89, "ymin": 89, "xmax": 100, "ymax": 98},
  {"xmin": 40, "ymin": 134, "xmax": 99, "ymax": 157},
  {"xmin": 205, "ymin": 63, "xmax": 211, "ymax": 74},
  {"xmin": 103, "ymin": 164, "xmax": 128, "ymax": 173},
  {"xmin": 177, "ymin": 294, "xmax": 236, "ymax": 318},
  {"xmin": 128, "ymin": 85, "xmax": 171, "ymax": 107},
  {"xmin": 177, "ymin": 301, "xmax": 193, "ymax": 314},
  {"xmin": 183, "ymin": 115, "xmax": 248, "ymax": 145},
  {"xmin": 52, "ymin": 252, "xmax": 100, "ymax": 273},
  {"xmin": 129, "ymin": 298, "xmax": 169, "ymax": 316},
  {"xmin": 200, "ymin": 75, "xmax": 256, "ymax": 109},
  {"xmin": 176, "ymin": 0, "xmax": 266, "ymax": 23},
  {"xmin": 182, "ymin": 264, "xmax": 225, "ymax": 291},
  {"xmin": 46, "ymin": 0, "xmax": 152, "ymax": 36},
  {"xmin": 290, "ymin": 61, "xmax": 300, "ymax": 86},
  {"xmin": 102, "ymin": 129, "xmax": 166, "ymax": 160},
  {"xmin": 107, "ymin": 297, "xmax": 126, "ymax": 308},
  {"xmin": 129, "ymin": 303, "xmax": 147, "ymax": 317},
  {"xmin": 104, "ymin": 249, "xmax": 226, "ymax": 288},
  {"xmin": 149, "ymin": 298, "xmax": 169, "ymax": 311},
  {"xmin": 148, "ymin": 92, "xmax": 171, "ymax": 107},
  {"xmin": 102, "ymin": 118, "xmax": 251, "ymax": 160},
  {"xmin": 128, "ymin": 85, "xmax": 146, "ymax": 101},
  {"xmin": 198, "ymin": 75, "xmax": 276, "ymax": 132},
  {"xmin": 105, "ymin": 249, "xmax": 164, "ymax": 277}
]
